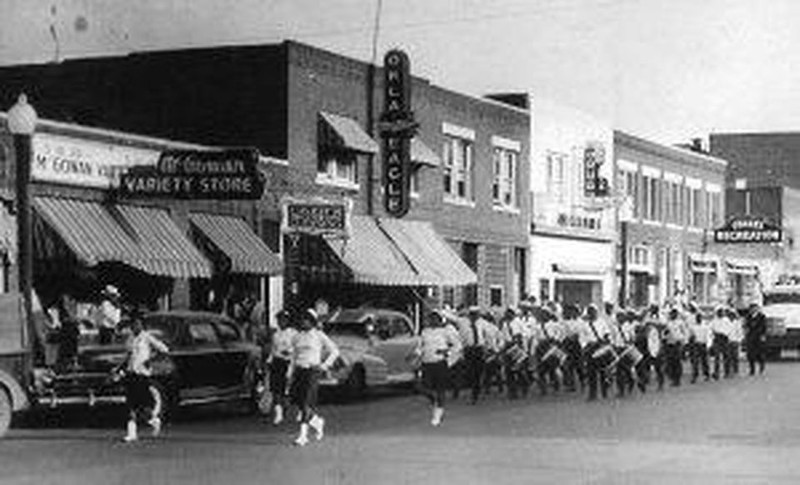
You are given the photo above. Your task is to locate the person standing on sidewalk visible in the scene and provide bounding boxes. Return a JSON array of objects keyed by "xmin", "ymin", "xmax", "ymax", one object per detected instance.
[
  {"xmin": 288, "ymin": 309, "xmax": 340, "ymax": 447},
  {"xmin": 744, "ymin": 303, "xmax": 767, "ymax": 376},
  {"xmin": 120, "ymin": 311, "xmax": 169, "ymax": 442},
  {"xmin": 268, "ymin": 310, "xmax": 296, "ymax": 425},
  {"xmin": 416, "ymin": 309, "xmax": 462, "ymax": 426}
]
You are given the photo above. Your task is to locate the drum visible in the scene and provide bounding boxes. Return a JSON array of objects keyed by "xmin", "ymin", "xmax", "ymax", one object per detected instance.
[
  {"xmin": 616, "ymin": 344, "xmax": 644, "ymax": 368},
  {"xmin": 586, "ymin": 342, "xmax": 616, "ymax": 369},
  {"xmin": 635, "ymin": 323, "xmax": 663, "ymax": 359},
  {"xmin": 536, "ymin": 339, "xmax": 568, "ymax": 368},
  {"xmin": 504, "ymin": 342, "xmax": 528, "ymax": 371}
]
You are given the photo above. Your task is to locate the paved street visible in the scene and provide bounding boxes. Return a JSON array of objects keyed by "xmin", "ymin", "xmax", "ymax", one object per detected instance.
[{"xmin": 2, "ymin": 363, "xmax": 799, "ymax": 485}]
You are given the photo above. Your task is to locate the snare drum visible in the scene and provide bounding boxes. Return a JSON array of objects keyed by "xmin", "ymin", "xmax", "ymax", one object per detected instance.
[
  {"xmin": 536, "ymin": 339, "xmax": 568, "ymax": 368},
  {"xmin": 504, "ymin": 342, "xmax": 528, "ymax": 371},
  {"xmin": 586, "ymin": 342, "xmax": 616, "ymax": 368},
  {"xmin": 617, "ymin": 344, "xmax": 644, "ymax": 367}
]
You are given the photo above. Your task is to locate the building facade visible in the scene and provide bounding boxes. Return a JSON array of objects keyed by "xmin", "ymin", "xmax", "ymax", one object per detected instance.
[
  {"xmin": 0, "ymin": 40, "xmax": 530, "ymax": 312},
  {"xmin": 528, "ymin": 98, "xmax": 615, "ymax": 308},
  {"xmin": 614, "ymin": 131, "xmax": 727, "ymax": 308}
]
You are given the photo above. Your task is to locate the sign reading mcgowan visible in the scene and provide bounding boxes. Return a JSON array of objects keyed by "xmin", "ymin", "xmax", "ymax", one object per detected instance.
[{"xmin": 119, "ymin": 148, "xmax": 265, "ymax": 199}]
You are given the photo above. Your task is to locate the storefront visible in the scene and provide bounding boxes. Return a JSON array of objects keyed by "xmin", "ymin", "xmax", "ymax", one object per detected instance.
[{"xmin": 3, "ymin": 119, "xmax": 283, "ymax": 319}]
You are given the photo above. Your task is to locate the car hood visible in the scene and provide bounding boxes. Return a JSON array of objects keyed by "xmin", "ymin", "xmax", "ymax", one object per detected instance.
[
  {"xmin": 76, "ymin": 345, "xmax": 128, "ymax": 372},
  {"xmin": 329, "ymin": 335, "xmax": 371, "ymax": 353}
]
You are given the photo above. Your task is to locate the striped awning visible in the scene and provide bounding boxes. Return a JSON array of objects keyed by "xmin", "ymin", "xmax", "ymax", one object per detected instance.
[
  {"xmin": 378, "ymin": 218, "xmax": 477, "ymax": 286},
  {"xmin": 189, "ymin": 213, "xmax": 282, "ymax": 275},
  {"xmin": 411, "ymin": 137, "xmax": 441, "ymax": 167},
  {"xmin": 325, "ymin": 216, "xmax": 420, "ymax": 286},
  {"xmin": 319, "ymin": 111, "xmax": 379, "ymax": 154},
  {"xmin": 114, "ymin": 205, "xmax": 212, "ymax": 278},
  {"xmin": 33, "ymin": 197, "xmax": 141, "ymax": 267}
]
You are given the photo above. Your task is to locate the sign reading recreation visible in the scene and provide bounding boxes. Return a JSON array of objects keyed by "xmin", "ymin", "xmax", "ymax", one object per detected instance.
[
  {"xmin": 380, "ymin": 49, "xmax": 415, "ymax": 218},
  {"xmin": 714, "ymin": 217, "xmax": 782, "ymax": 243},
  {"xmin": 119, "ymin": 148, "xmax": 265, "ymax": 199},
  {"xmin": 281, "ymin": 197, "xmax": 351, "ymax": 237}
]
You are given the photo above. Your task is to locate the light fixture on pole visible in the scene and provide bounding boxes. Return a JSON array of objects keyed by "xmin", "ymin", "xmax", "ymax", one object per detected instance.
[{"xmin": 7, "ymin": 94, "xmax": 37, "ymax": 350}]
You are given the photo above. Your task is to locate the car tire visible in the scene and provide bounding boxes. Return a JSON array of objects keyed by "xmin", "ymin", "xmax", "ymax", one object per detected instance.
[
  {"xmin": 345, "ymin": 365, "xmax": 366, "ymax": 400},
  {"xmin": 0, "ymin": 387, "xmax": 11, "ymax": 438}
]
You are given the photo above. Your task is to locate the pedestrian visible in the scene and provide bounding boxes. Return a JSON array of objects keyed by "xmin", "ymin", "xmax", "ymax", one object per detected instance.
[
  {"xmin": 416, "ymin": 309, "xmax": 462, "ymax": 426},
  {"xmin": 744, "ymin": 303, "xmax": 767, "ymax": 375},
  {"xmin": 710, "ymin": 306, "xmax": 732, "ymax": 379},
  {"xmin": 120, "ymin": 310, "xmax": 169, "ymax": 442},
  {"xmin": 96, "ymin": 285, "xmax": 121, "ymax": 345},
  {"xmin": 689, "ymin": 311, "xmax": 711, "ymax": 383},
  {"xmin": 268, "ymin": 309, "xmax": 296, "ymax": 425},
  {"xmin": 663, "ymin": 307, "xmax": 689, "ymax": 387},
  {"xmin": 288, "ymin": 308, "xmax": 340, "ymax": 446}
]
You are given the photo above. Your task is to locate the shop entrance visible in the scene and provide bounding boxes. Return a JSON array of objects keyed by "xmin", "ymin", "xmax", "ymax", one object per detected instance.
[{"xmin": 554, "ymin": 280, "xmax": 601, "ymax": 308}]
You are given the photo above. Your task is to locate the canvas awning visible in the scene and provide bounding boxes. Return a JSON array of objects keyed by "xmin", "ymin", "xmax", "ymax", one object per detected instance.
[
  {"xmin": 322, "ymin": 216, "xmax": 477, "ymax": 287},
  {"xmin": 189, "ymin": 212, "xmax": 282, "ymax": 275},
  {"xmin": 33, "ymin": 197, "xmax": 141, "ymax": 267},
  {"xmin": 113, "ymin": 205, "xmax": 212, "ymax": 278},
  {"xmin": 319, "ymin": 111, "xmax": 379, "ymax": 154},
  {"xmin": 410, "ymin": 137, "xmax": 441, "ymax": 167}
]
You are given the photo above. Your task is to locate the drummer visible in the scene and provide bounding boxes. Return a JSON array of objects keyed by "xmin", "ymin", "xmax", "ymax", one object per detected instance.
[
  {"xmin": 504, "ymin": 306, "xmax": 532, "ymax": 399},
  {"xmin": 609, "ymin": 307, "xmax": 638, "ymax": 397},
  {"xmin": 581, "ymin": 304, "xmax": 612, "ymax": 401},
  {"xmin": 535, "ymin": 307, "xmax": 567, "ymax": 395},
  {"xmin": 688, "ymin": 309, "xmax": 711, "ymax": 383},
  {"xmin": 560, "ymin": 303, "xmax": 585, "ymax": 392}
]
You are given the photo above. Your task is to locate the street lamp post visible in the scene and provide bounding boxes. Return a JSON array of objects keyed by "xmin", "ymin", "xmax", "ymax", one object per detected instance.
[{"xmin": 7, "ymin": 94, "xmax": 37, "ymax": 350}]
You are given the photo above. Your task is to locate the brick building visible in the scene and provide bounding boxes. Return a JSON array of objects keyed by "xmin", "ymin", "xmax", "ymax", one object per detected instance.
[
  {"xmin": 614, "ymin": 131, "xmax": 727, "ymax": 307},
  {"xmin": 0, "ymin": 40, "xmax": 530, "ymax": 311}
]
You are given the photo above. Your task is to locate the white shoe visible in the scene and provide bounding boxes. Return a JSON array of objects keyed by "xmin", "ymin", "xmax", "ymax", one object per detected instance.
[
  {"xmin": 148, "ymin": 417, "xmax": 162, "ymax": 437},
  {"xmin": 309, "ymin": 415, "xmax": 325, "ymax": 441},
  {"xmin": 294, "ymin": 424, "xmax": 309, "ymax": 447},
  {"xmin": 273, "ymin": 405, "xmax": 284, "ymax": 425},
  {"xmin": 296, "ymin": 411, "xmax": 303, "ymax": 423},
  {"xmin": 431, "ymin": 407, "xmax": 444, "ymax": 427},
  {"xmin": 123, "ymin": 420, "xmax": 138, "ymax": 442}
]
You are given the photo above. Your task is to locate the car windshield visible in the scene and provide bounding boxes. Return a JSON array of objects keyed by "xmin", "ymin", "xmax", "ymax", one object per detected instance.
[{"xmin": 326, "ymin": 321, "xmax": 369, "ymax": 338}]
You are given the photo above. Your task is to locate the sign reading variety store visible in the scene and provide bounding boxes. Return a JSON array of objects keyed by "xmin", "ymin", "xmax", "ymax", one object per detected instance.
[{"xmin": 713, "ymin": 217, "xmax": 782, "ymax": 243}]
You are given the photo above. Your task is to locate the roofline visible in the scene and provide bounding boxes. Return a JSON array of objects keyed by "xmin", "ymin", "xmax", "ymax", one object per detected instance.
[
  {"xmin": 0, "ymin": 112, "xmax": 288, "ymax": 165},
  {"xmin": 615, "ymin": 130, "xmax": 727, "ymax": 167}
]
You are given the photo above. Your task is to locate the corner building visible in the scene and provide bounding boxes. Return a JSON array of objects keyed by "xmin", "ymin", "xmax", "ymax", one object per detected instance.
[
  {"xmin": 0, "ymin": 41, "xmax": 530, "ymax": 312},
  {"xmin": 614, "ymin": 131, "xmax": 726, "ymax": 308}
]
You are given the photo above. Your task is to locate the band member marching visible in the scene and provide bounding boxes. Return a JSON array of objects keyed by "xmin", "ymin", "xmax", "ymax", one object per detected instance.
[
  {"xmin": 663, "ymin": 307, "xmax": 690, "ymax": 387},
  {"xmin": 639, "ymin": 305, "xmax": 667, "ymax": 392},
  {"xmin": 288, "ymin": 309, "xmax": 340, "ymax": 446},
  {"xmin": 463, "ymin": 306, "xmax": 491, "ymax": 404},
  {"xmin": 268, "ymin": 309, "xmax": 297, "ymax": 425},
  {"xmin": 581, "ymin": 304, "xmax": 613, "ymax": 401},
  {"xmin": 534, "ymin": 307, "xmax": 567, "ymax": 395},
  {"xmin": 119, "ymin": 311, "xmax": 169, "ymax": 442},
  {"xmin": 504, "ymin": 306, "xmax": 533, "ymax": 399},
  {"xmin": 560, "ymin": 304, "xmax": 585, "ymax": 392},
  {"xmin": 610, "ymin": 307, "xmax": 643, "ymax": 397},
  {"xmin": 416, "ymin": 309, "xmax": 463, "ymax": 426},
  {"xmin": 688, "ymin": 309, "xmax": 711, "ymax": 383},
  {"xmin": 710, "ymin": 306, "xmax": 732, "ymax": 379}
]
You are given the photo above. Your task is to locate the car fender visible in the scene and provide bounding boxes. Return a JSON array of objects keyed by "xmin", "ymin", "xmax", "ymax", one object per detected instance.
[
  {"xmin": 354, "ymin": 353, "xmax": 389, "ymax": 387},
  {"xmin": 0, "ymin": 369, "xmax": 29, "ymax": 412}
]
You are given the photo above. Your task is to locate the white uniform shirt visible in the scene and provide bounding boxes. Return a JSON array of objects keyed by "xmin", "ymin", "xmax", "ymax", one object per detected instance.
[
  {"xmin": 691, "ymin": 322, "xmax": 712, "ymax": 347},
  {"xmin": 98, "ymin": 299, "xmax": 121, "ymax": 330},
  {"xmin": 419, "ymin": 326, "xmax": 463, "ymax": 364},
  {"xmin": 710, "ymin": 316, "xmax": 732, "ymax": 338},
  {"xmin": 579, "ymin": 318, "xmax": 610, "ymax": 349},
  {"xmin": 127, "ymin": 330, "xmax": 169, "ymax": 376},
  {"xmin": 291, "ymin": 328, "xmax": 340, "ymax": 370},
  {"xmin": 729, "ymin": 318, "xmax": 744, "ymax": 343},
  {"xmin": 270, "ymin": 327, "xmax": 297, "ymax": 361},
  {"xmin": 664, "ymin": 317, "xmax": 690, "ymax": 344}
]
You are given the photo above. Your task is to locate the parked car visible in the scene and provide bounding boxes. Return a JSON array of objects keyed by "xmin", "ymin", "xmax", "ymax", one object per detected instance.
[
  {"xmin": 762, "ymin": 303, "xmax": 800, "ymax": 359},
  {"xmin": 319, "ymin": 308, "xmax": 420, "ymax": 397},
  {"xmin": 31, "ymin": 311, "xmax": 264, "ymax": 419}
]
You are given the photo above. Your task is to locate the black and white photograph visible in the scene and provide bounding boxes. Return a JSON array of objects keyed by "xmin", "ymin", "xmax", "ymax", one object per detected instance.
[{"xmin": 0, "ymin": 1, "xmax": 799, "ymax": 483}]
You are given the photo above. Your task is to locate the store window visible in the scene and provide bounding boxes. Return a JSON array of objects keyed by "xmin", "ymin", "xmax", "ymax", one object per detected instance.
[
  {"xmin": 617, "ymin": 168, "xmax": 639, "ymax": 219},
  {"xmin": 318, "ymin": 149, "xmax": 359, "ymax": 186},
  {"xmin": 492, "ymin": 145, "xmax": 519, "ymax": 208},
  {"xmin": 690, "ymin": 188, "xmax": 703, "ymax": 227},
  {"xmin": 643, "ymin": 175, "xmax": 661, "ymax": 222},
  {"xmin": 442, "ymin": 130, "xmax": 474, "ymax": 202},
  {"xmin": 547, "ymin": 151, "xmax": 568, "ymax": 203},
  {"xmin": 410, "ymin": 165, "xmax": 422, "ymax": 196}
]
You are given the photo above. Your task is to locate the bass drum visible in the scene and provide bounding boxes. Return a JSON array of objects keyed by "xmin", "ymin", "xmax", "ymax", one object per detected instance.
[{"xmin": 635, "ymin": 323, "xmax": 663, "ymax": 359}]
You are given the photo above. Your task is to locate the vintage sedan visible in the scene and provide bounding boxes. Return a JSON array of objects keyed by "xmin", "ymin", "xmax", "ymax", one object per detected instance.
[
  {"xmin": 320, "ymin": 309, "xmax": 420, "ymax": 396},
  {"xmin": 32, "ymin": 311, "xmax": 264, "ymax": 419}
]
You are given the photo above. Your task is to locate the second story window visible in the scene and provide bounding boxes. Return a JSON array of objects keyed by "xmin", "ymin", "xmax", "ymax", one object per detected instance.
[
  {"xmin": 617, "ymin": 160, "xmax": 639, "ymax": 219},
  {"xmin": 492, "ymin": 140, "xmax": 519, "ymax": 209},
  {"xmin": 442, "ymin": 123, "xmax": 475, "ymax": 202},
  {"xmin": 317, "ymin": 111, "xmax": 378, "ymax": 189},
  {"xmin": 547, "ymin": 151, "xmax": 568, "ymax": 203}
]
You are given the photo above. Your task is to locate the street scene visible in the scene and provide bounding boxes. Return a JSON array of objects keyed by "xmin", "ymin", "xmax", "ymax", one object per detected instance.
[
  {"xmin": 3, "ymin": 1, "xmax": 800, "ymax": 484},
  {"xmin": 2, "ymin": 362, "xmax": 797, "ymax": 484}
]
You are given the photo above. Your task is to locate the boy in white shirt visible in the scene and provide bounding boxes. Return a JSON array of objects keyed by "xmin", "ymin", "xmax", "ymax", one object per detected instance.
[{"xmin": 268, "ymin": 310, "xmax": 296, "ymax": 425}]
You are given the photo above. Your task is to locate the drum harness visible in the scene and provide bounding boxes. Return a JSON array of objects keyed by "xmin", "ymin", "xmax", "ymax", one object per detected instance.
[
  {"xmin": 586, "ymin": 318, "xmax": 621, "ymax": 375},
  {"xmin": 537, "ymin": 318, "xmax": 568, "ymax": 367}
]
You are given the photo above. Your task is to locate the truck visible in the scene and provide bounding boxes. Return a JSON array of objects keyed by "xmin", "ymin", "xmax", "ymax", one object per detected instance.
[{"xmin": 0, "ymin": 292, "xmax": 32, "ymax": 437}]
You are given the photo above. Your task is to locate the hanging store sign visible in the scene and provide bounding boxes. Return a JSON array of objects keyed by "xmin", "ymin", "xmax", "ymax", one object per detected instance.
[
  {"xmin": 32, "ymin": 133, "xmax": 159, "ymax": 188},
  {"xmin": 713, "ymin": 217, "xmax": 782, "ymax": 244},
  {"xmin": 583, "ymin": 141, "xmax": 608, "ymax": 197},
  {"xmin": 281, "ymin": 197, "xmax": 352, "ymax": 237},
  {"xmin": 379, "ymin": 49, "xmax": 416, "ymax": 218},
  {"xmin": 118, "ymin": 148, "xmax": 265, "ymax": 199}
]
